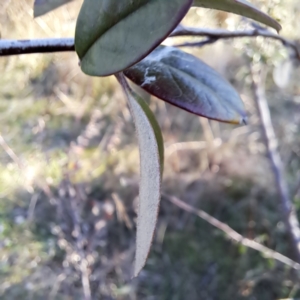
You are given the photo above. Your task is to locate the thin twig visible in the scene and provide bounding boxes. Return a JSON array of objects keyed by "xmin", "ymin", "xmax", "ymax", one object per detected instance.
[
  {"xmin": 251, "ymin": 67, "xmax": 300, "ymax": 263},
  {"xmin": 27, "ymin": 192, "xmax": 40, "ymax": 222},
  {"xmin": 0, "ymin": 133, "xmax": 23, "ymax": 168},
  {"xmin": 171, "ymin": 26, "xmax": 300, "ymax": 59},
  {"xmin": 0, "ymin": 26, "xmax": 299, "ymax": 59},
  {"xmin": 164, "ymin": 194, "xmax": 300, "ymax": 270},
  {"xmin": 174, "ymin": 37, "xmax": 219, "ymax": 48},
  {"xmin": 68, "ymin": 186, "xmax": 92, "ymax": 300}
]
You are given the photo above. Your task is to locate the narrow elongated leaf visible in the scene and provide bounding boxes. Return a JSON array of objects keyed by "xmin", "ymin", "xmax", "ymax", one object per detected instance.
[
  {"xmin": 124, "ymin": 46, "xmax": 247, "ymax": 124},
  {"xmin": 34, "ymin": 0, "xmax": 73, "ymax": 17},
  {"xmin": 116, "ymin": 74, "xmax": 164, "ymax": 277},
  {"xmin": 193, "ymin": 0, "xmax": 281, "ymax": 32},
  {"xmin": 75, "ymin": 0, "xmax": 193, "ymax": 77}
]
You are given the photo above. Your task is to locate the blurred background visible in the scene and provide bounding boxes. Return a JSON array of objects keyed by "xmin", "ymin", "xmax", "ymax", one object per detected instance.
[{"xmin": 0, "ymin": 0, "xmax": 300, "ymax": 299}]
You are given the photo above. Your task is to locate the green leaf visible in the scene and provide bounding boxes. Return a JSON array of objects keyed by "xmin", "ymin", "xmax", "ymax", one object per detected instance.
[
  {"xmin": 115, "ymin": 74, "xmax": 164, "ymax": 277},
  {"xmin": 33, "ymin": 0, "xmax": 73, "ymax": 17},
  {"xmin": 193, "ymin": 0, "xmax": 281, "ymax": 32},
  {"xmin": 124, "ymin": 46, "xmax": 247, "ymax": 124},
  {"xmin": 75, "ymin": 0, "xmax": 193, "ymax": 77}
]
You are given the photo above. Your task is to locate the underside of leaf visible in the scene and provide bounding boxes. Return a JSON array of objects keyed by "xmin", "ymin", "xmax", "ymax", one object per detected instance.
[
  {"xmin": 124, "ymin": 46, "xmax": 247, "ymax": 124},
  {"xmin": 193, "ymin": 0, "xmax": 281, "ymax": 32},
  {"xmin": 75, "ymin": 0, "xmax": 193, "ymax": 76},
  {"xmin": 115, "ymin": 74, "xmax": 164, "ymax": 277}
]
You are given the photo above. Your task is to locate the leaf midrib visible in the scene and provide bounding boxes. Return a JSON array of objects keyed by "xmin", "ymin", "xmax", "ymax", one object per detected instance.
[{"xmin": 157, "ymin": 59, "xmax": 237, "ymax": 117}]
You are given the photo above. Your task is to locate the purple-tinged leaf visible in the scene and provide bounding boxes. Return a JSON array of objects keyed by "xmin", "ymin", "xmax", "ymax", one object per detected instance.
[{"xmin": 124, "ymin": 46, "xmax": 247, "ymax": 124}]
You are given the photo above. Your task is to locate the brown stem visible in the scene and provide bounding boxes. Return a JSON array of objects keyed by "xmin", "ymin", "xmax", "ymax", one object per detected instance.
[
  {"xmin": 0, "ymin": 38, "xmax": 74, "ymax": 56},
  {"xmin": 0, "ymin": 26, "xmax": 298, "ymax": 59}
]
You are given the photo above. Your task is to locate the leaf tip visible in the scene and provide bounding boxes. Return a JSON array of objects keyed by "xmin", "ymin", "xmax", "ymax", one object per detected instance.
[
  {"xmin": 230, "ymin": 114, "xmax": 247, "ymax": 125},
  {"xmin": 269, "ymin": 18, "xmax": 282, "ymax": 33},
  {"xmin": 275, "ymin": 22, "xmax": 282, "ymax": 33},
  {"xmin": 133, "ymin": 262, "xmax": 144, "ymax": 278},
  {"xmin": 33, "ymin": 10, "xmax": 40, "ymax": 18},
  {"xmin": 241, "ymin": 116, "xmax": 248, "ymax": 125}
]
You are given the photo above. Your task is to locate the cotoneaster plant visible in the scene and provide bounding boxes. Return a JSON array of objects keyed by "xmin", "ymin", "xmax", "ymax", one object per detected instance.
[{"xmin": 31, "ymin": 0, "xmax": 281, "ymax": 277}]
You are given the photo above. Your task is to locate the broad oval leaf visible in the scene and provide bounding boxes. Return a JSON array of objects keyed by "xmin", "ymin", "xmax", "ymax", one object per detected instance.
[
  {"xmin": 193, "ymin": 0, "xmax": 281, "ymax": 32},
  {"xmin": 75, "ymin": 0, "xmax": 193, "ymax": 77},
  {"xmin": 34, "ymin": 0, "xmax": 73, "ymax": 17},
  {"xmin": 116, "ymin": 74, "xmax": 164, "ymax": 277},
  {"xmin": 124, "ymin": 46, "xmax": 247, "ymax": 124}
]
